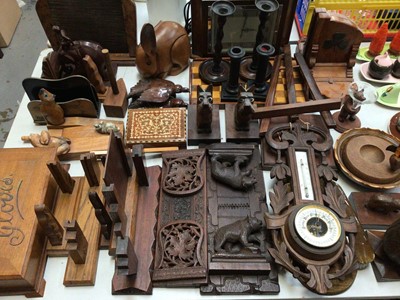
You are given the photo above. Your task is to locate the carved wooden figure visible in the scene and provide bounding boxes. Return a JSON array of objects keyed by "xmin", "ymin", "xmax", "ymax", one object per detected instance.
[
  {"xmin": 136, "ymin": 22, "xmax": 190, "ymax": 78},
  {"xmin": 127, "ymin": 78, "xmax": 189, "ymax": 109},
  {"xmin": 21, "ymin": 130, "xmax": 71, "ymax": 156},
  {"xmin": 39, "ymin": 88, "xmax": 65, "ymax": 125},
  {"xmin": 196, "ymin": 85, "xmax": 213, "ymax": 133},
  {"xmin": 64, "ymin": 220, "xmax": 88, "ymax": 264},
  {"xmin": 235, "ymin": 88, "xmax": 256, "ymax": 131},
  {"xmin": 35, "ymin": 204, "xmax": 64, "ymax": 246},
  {"xmin": 201, "ymin": 143, "xmax": 279, "ymax": 295}
]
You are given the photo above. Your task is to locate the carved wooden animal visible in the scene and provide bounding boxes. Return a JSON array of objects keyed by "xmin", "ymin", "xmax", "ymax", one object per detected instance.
[
  {"xmin": 127, "ymin": 78, "xmax": 188, "ymax": 109},
  {"xmin": 196, "ymin": 85, "xmax": 213, "ymax": 133},
  {"xmin": 383, "ymin": 217, "xmax": 400, "ymax": 266},
  {"xmin": 234, "ymin": 91, "xmax": 256, "ymax": 131},
  {"xmin": 210, "ymin": 155, "xmax": 256, "ymax": 190},
  {"xmin": 39, "ymin": 88, "xmax": 65, "ymax": 125},
  {"xmin": 386, "ymin": 144, "xmax": 400, "ymax": 171},
  {"xmin": 366, "ymin": 194, "xmax": 400, "ymax": 214},
  {"xmin": 214, "ymin": 216, "xmax": 263, "ymax": 253},
  {"xmin": 338, "ymin": 82, "xmax": 366, "ymax": 122},
  {"xmin": 94, "ymin": 121, "xmax": 120, "ymax": 134},
  {"xmin": 21, "ymin": 130, "xmax": 71, "ymax": 155},
  {"xmin": 136, "ymin": 21, "xmax": 190, "ymax": 78}
]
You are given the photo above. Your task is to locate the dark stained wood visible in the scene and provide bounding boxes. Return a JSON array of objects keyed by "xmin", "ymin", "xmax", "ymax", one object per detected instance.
[
  {"xmin": 115, "ymin": 237, "xmax": 137, "ymax": 276},
  {"xmin": 47, "ymin": 160, "xmax": 75, "ymax": 193},
  {"xmin": 103, "ymin": 49, "xmax": 120, "ymax": 94},
  {"xmin": 64, "ymin": 220, "xmax": 88, "ymax": 264},
  {"xmin": 201, "ymin": 143, "xmax": 279, "ymax": 295},
  {"xmin": 112, "ymin": 166, "xmax": 161, "ymax": 295},
  {"xmin": 103, "ymin": 185, "xmax": 127, "ymax": 238},
  {"xmin": 259, "ymin": 54, "xmax": 283, "ymax": 135},
  {"xmin": 132, "ymin": 144, "xmax": 148, "ymax": 187},
  {"xmin": 80, "ymin": 153, "xmax": 101, "ymax": 187},
  {"xmin": 253, "ymin": 98, "xmax": 341, "ymax": 119},
  {"xmin": 188, "ymin": 104, "xmax": 221, "ymax": 146},
  {"xmin": 153, "ymin": 149, "xmax": 208, "ymax": 286},
  {"xmin": 225, "ymin": 104, "xmax": 259, "ymax": 143},
  {"xmin": 83, "ymin": 55, "xmax": 107, "ymax": 94},
  {"xmin": 36, "ymin": 0, "xmax": 136, "ymax": 58},
  {"xmin": 283, "ymin": 45, "xmax": 296, "ymax": 104},
  {"xmin": 35, "ymin": 204, "xmax": 64, "ymax": 246},
  {"xmin": 88, "ymin": 191, "xmax": 112, "ymax": 240}
]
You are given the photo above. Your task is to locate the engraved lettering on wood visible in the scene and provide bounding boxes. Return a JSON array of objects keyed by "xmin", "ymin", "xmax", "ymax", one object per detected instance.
[{"xmin": 0, "ymin": 175, "xmax": 25, "ymax": 246}]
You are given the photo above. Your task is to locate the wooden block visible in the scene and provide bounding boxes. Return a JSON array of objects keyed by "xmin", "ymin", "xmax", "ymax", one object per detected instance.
[
  {"xmin": 81, "ymin": 153, "xmax": 101, "ymax": 187},
  {"xmin": 115, "ymin": 237, "xmax": 138, "ymax": 276},
  {"xmin": 132, "ymin": 144, "xmax": 148, "ymax": 187},
  {"xmin": 126, "ymin": 108, "xmax": 187, "ymax": 149},
  {"xmin": 64, "ymin": 220, "xmax": 88, "ymax": 264},
  {"xmin": 103, "ymin": 78, "xmax": 128, "ymax": 118},
  {"xmin": 47, "ymin": 160, "xmax": 75, "ymax": 193},
  {"xmin": 0, "ymin": 148, "xmax": 58, "ymax": 297},
  {"xmin": 225, "ymin": 104, "xmax": 259, "ymax": 144},
  {"xmin": 63, "ymin": 177, "xmax": 101, "ymax": 286},
  {"xmin": 112, "ymin": 166, "xmax": 161, "ymax": 294},
  {"xmin": 188, "ymin": 104, "xmax": 221, "ymax": 146},
  {"xmin": 88, "ymin": 191, "xmax": 112, "ymax": 240}
]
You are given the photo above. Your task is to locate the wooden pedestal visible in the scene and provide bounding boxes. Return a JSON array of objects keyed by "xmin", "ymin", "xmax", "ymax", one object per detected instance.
[
  {"xmin": 225, "ymin": 104, "xmax": 259, "ymax": 143},
  {"xmin": 187, "ymin": 104, "xmax": 221, "ymax": 146},
  {"xmin": 103, "ymin": 79, "xmax": 128, "ymax": 118}
]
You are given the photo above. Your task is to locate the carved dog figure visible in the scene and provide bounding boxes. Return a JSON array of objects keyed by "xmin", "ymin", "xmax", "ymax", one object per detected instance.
[
  {"xmin": 214, "ymin": 216, "xmax": 263, "ymax": 253},
  {"xmin": 234, "ymin": 91, "xmax": 256, "ymax": 131},
  {"xmin": 210, "ymin": 154, "xmax": 256, "ymax": 190},
  {"xmin": 196, "ymin": 85, "xmax": 213, "ymax": 133}
]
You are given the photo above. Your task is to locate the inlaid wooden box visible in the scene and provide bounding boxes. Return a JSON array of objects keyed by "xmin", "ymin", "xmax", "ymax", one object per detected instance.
[{"xmin": 0, "ymin": 148, "xmax": 58, "ymax": 297}]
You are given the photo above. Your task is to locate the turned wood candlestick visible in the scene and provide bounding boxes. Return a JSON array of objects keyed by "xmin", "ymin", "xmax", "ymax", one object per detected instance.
[
  {"xmin": 252, "ymin": 43, "xmax": 275, "ymax": 100},
  {"xmin": 222, "ymin": 46, "xmax": 245, "ymax": 101},
  {"xmin": 199, "ymin": 0, "xmax": 236, "ymax": 85},
  {"xmin": 240, "ymin": 0, "xmax": 278, "ymax": 81}
]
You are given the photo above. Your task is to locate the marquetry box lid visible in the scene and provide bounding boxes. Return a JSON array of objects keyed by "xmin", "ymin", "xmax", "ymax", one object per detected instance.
[
  {"xmin": 0, "ymin": 147, "xmax": 58, "ymax": 297},
  {"xmin": 126, "ymin": 108, "xmax": 187, "ymax": 149}
]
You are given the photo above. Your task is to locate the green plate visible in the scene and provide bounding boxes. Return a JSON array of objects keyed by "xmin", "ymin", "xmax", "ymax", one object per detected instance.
[
  {"xmin": 376, "ymin": 83, "xmax": 400, "ymax": 108},
  {"xmin": 356, "ymin": 43, "xmax": 399, "ymax": 62}
]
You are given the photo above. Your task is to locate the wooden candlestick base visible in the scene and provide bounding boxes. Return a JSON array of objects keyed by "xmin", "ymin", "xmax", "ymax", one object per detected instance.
[
  {"xmin": 103, "ymin": 79, "xmax": 128, "ymax": 118},
  {"xmin": 332, "ymin": 111, "xmax": 361, "ymax": 133}
]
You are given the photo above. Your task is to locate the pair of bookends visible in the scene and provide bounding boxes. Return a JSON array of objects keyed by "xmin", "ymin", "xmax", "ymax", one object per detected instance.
[{"xmin": 264, "ymin": 121, "xmax": 374, "ymax": 294}]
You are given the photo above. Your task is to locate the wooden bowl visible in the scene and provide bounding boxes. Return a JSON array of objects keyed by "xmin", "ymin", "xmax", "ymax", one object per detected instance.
[{"xmin": 334, "ymin": 128, "xmax": 400, "ymax": 189}]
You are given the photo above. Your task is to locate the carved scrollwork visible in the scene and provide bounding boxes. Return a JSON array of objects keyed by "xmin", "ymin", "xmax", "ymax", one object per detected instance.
[
  {"xmin": 269, "ymin": 181, "xmax": 294, "ymax": 215},
  {"xmin": 162, "ymin": 153, "xmax": 205, "ymax": 195},
  {"xmin": 157, "ymin": 221, "xmax": 204, "ymax": 269},
  {"xmin": 322, "ymin": 182, "xmax": 347, "ymax": 219}
]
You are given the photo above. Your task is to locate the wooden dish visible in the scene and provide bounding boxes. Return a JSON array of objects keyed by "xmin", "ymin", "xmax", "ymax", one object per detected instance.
[{"xmin": 334, "ymin": 127, "xmax": 400, "ymax": 189}]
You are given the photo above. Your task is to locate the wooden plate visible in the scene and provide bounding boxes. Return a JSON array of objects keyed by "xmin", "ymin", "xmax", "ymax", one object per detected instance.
[
  {"xmin": 360, "ymin": 62, "xmax": 400, "ymax": 84},
  {"xmin": 334, "ymin": 128, "xmax": 400, "ymax": 189}
]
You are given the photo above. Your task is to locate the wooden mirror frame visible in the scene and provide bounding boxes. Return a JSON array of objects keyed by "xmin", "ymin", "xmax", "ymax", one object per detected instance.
[{"xmin": 191, "ymin": 0, "xmax": 296, "ymax": 57}]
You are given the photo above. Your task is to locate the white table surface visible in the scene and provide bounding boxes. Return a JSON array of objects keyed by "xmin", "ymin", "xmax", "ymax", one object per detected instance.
[{"xmin": 3, "ymin": 3, "xmax": 400, "ymax": 300}]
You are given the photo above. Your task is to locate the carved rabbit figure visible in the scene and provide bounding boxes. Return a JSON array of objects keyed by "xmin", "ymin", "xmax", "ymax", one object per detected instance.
[
  {"xmin": 196, "ymin": 85, "xmax": 213, "ymax": 133},
  {"xmin": 136, "ymin": 21, "xmax": 190, "ymax": 78}
]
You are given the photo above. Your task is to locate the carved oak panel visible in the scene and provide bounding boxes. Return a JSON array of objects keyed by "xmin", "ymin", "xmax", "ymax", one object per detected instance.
[
  {"xmin": 153, "ymin": 149, "xmax": 208, "ymax": 286},
  {"xmin": 201, "ymin": 143, "xmax": 279, "ymax": 295}
]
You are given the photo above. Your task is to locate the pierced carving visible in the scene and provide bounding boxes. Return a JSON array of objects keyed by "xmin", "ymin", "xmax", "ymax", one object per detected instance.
[
  {"xmin": 158, "ymin": 221, "xmax": 204, "ymax": 269},
  {"xmin": 162, "ymin": 153, "xmax": 205, "ymax": 195}
]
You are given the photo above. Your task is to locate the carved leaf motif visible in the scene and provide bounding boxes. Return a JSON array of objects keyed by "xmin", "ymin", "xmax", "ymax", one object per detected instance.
[
  {"xmin": 317, "ymin": 163, "xmax": 338, "ymax": 182},
  {"xmin": 306, "ymin": 265, "xmax": 332, "ymax": 294},
  {"xmin": 268, "ymin": 242, "xmax": 306, "ymax": 279},
  {"xmin": 322, "ymin": 182, "xmax": 347, "ymax": 218},
  {"xmin": 269, "ymin": 181, "xmax": 294, "ymax": 214},
  {"xmin": 270, "ymin": 162, "xmax": 291, "ymax": 180}
]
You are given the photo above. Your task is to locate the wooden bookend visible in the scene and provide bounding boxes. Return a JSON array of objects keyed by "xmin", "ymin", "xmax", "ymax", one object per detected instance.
[
  {"xmin": 102, "ymin": 184, "xmax": 127, "ymax": 238},
  {"xmin": 88, "ymin": 191, "xmax": 112, "ymax": 240},
  {"xmin": 132, "ymin": 144, "xmax": 149, "ymax": 186},
  {"xmin": 112, "ymin": 166, "xmax": 161, "ymax": 295},
  {"xmin": 80, "ymin": 152, "xmax": 101, "ymax": 187},
  {"xmin": 35, "ymin": 204, "xmax": 64, "ymax": 246},
  {"xmin": 47, "ymin": 160, "xmax": 75, "ymax": 193},
  {"xmin": 103, "ymin": 78, "xmax": 128, "ymax": 118},
  {"xmin": 188, "ymin": 104, "xmax": 221, "ymax": 146},
  {"xmin": 82, "ymin": 55, "xmax": 107, "ymax": 94},
  {"xmin": 153, "ymin": 149, "xmax": 208, "ymax": 286},
  {"xmin": 115, "ymin": 237, "xmax": 138, "ymax": 276},
  {"xmin": 64, "ymin": 220, "xmax": 88, "ymax": 264},
  {"xmin": 200, "ymin": 143, "xmax": 279, "ymax": 295}
]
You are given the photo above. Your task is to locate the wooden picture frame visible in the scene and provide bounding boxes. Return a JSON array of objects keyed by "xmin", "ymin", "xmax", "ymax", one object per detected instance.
[{"xmin": 191, "ymin": 0, "xmax": 296, "ymax": 57}]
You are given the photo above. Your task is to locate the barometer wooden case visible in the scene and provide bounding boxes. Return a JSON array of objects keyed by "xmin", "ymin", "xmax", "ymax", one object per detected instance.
[{"xmin": 264, "ymin": 121, "xmax": 369, "ymax": 294}]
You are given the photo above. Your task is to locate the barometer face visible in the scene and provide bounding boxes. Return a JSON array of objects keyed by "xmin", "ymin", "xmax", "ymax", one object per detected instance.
[{"xmin": 294, "ymin": 204, "xmax": 342, "ymax": 248}]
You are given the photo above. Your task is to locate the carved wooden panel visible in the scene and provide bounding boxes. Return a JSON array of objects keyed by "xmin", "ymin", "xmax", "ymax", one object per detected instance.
[
  {"xmin": 153, "ymin": 149, "xmax": 208, "ymax": 286},
  {"xmin": 0, "ymin": 147, "xmax": 58, "ymax": 297},
  {"xmin": 200, "ymin": 143, "xmax": 279, "ymax": 295}
]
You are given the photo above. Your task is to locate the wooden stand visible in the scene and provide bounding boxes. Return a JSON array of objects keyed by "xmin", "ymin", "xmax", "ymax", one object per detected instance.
[
  {"xmin": 103, "ymin": 78, "xmax": 128, "ymax": 118},
  {"xmin": 225, "ymin": 104, "xmax": 259, "ymax": 143},
  {"xmin": 188, "ymin": 104, "xmax": 221, "ymax": 146}
]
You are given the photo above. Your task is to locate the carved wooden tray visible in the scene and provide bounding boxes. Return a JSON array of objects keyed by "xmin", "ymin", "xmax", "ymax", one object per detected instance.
[
  {"xmin": 190, "ymin": 58, "xmax": 307, "ymax": 107},
  {"xmin": 334, "ymin": 128, "xmax": 400, "ymax": 189},
  {"xmin": 0, "ymin": 147, "xmax": 58, "ymax": 297}
]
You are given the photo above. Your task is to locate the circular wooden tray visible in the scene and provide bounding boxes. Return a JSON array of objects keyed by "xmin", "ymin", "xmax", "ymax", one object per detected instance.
[{"xmin": 334, "ymin": 128, "xmax": 400, "ymax": 189}]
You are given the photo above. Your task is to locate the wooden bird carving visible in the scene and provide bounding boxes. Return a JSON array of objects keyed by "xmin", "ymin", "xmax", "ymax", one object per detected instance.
[
  {"xmin": 127, "ymin": 78, "xmax": 189, "ymax": 109},
  {"xmin": 386, "ymin": 144, "xmax": 400, "ymax": 171}
]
